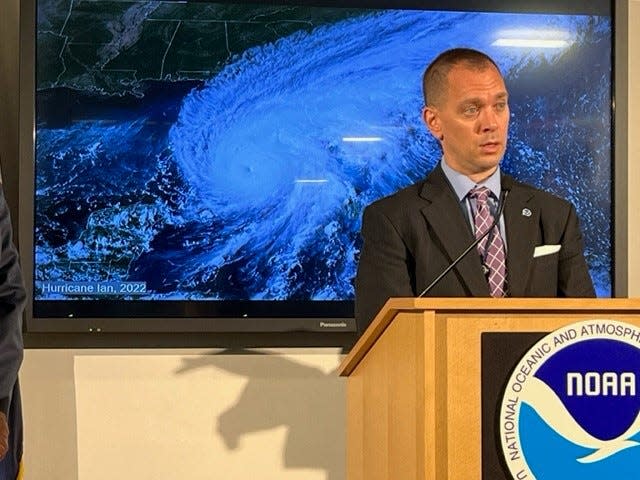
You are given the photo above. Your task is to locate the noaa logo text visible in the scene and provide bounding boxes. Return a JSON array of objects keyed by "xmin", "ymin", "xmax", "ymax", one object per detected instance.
[{"xmin": 566, "ymin": 372, "xmax": 636, "ymax": 397}]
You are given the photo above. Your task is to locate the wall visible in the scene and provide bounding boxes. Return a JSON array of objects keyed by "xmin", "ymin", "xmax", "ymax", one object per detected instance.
[
  {"xmin": 4, "ymin": 1, "xmax": 640, "ymax": 479},
  {"xmin": 21, "ymin": 348, "xmax": 345, "ymax": 480}
]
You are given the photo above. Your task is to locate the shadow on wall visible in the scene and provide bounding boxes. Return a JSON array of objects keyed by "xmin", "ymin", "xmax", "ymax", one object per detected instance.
[{"xmin": 175, "ymin": 350, "xmax": 346, "ymax": 480}]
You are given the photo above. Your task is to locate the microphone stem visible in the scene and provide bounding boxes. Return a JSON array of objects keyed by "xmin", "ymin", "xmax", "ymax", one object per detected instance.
[{"xmin": 417, "ymin": 188, "xmax": 509, "ymax": 298}]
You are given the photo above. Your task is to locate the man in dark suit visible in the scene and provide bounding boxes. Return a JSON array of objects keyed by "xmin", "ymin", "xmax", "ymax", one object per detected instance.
[
  {"xmin": 0, "ymin": 172, "xmax": 26, "ymax": 478},
  {"xmin": 355, "ymin": 48, "xmax": 595, "ymax": 334}
]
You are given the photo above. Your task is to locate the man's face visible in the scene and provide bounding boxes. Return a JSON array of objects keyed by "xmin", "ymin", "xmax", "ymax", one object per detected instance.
[{"xmin": 423, "ymin": 64, "xmax": 509, "ymax": 182}]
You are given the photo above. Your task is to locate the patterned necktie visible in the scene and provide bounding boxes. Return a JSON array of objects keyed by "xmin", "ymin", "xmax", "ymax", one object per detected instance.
[{"xmin": 468, "ymin": 186, "xmax": 506, "ymax": 297}]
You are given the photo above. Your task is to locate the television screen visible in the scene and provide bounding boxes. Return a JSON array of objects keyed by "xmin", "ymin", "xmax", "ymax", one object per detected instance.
[{"xmin": 28, "ymin": 0, "xmax": 613, "ymax": 332}]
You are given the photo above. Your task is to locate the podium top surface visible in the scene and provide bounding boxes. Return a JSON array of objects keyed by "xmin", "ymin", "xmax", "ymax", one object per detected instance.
[{"xmin": 338, "ymin": 297, "xmax": 640, "ymax": 376}]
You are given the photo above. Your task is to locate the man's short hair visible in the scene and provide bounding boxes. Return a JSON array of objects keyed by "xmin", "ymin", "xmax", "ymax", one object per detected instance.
[{"xmin": 422, "ymin": 48, "xmax": 502, "ymax": 107}]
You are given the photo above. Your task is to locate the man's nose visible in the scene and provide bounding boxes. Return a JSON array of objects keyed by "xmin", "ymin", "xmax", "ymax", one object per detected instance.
[{"xmin": 479, "ymin": 108, "xmax": 498, "ymax": 132}]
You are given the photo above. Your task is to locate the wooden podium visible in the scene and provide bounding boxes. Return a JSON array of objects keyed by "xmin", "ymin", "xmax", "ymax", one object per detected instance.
[{"xmin": 337, "ymin": 297, "xmax": 640, "ymax": 480}]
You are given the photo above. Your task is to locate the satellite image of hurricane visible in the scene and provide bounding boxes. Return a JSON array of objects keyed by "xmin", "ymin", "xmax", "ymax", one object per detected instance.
[{"xmin": 34, "ymin": 1, "xmax": 612, "ymax": 304}]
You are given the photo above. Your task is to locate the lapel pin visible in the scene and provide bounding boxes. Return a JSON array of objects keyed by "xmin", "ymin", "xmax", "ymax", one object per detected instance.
[{"xmin": 522, "ymin": 208, "xmax": 532, "ymax": 217}]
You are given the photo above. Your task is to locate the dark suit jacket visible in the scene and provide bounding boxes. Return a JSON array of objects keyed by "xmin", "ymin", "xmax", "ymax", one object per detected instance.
[
  {"xmin": 0, "ymin": 184, "xmax": 25, "ymax": 415},
  {"xmin": 355, "ymin": 165, "xmax": 595, "ymax": 333}
]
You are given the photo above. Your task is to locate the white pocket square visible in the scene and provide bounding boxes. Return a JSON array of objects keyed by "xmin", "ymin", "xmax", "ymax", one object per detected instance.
[{"xmin": 533, "ymin": 244, "xmax": 561, "ymax": 258}]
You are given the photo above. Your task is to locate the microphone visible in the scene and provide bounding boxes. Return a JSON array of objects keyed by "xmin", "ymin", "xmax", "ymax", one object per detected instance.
[{"xmin": 417, "ymin": 185, "xmax": 510, "ymax": 298}]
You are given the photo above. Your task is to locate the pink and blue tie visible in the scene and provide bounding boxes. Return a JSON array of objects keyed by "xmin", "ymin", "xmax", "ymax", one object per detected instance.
[{"xmin": 468, "ymin": 186, "xmax": 507, "ymax": 297}]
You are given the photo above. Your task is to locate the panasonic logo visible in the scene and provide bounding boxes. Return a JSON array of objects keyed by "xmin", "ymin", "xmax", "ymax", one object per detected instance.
[{"xmin": 319, "ymin": 321, "xmax": 347, "ymax": 328}]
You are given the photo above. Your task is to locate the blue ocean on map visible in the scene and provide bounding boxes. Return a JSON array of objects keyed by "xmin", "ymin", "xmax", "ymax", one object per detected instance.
[
  {"xmin": 520, "ymin": 403, "xmax": 640, "ymax": 479},
  {"xmin": 35, "ymin": 6, "xmax": 612, "ymax": 302}
]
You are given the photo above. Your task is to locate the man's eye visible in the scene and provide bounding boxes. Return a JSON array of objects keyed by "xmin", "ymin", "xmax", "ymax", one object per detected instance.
[
  {"xmin": 495, "ymin": 102, "xmax": 507, "ymax": 112},
  {"xmin": 463, "ymin": 105, "xmax": 479, "ymax": 116}
]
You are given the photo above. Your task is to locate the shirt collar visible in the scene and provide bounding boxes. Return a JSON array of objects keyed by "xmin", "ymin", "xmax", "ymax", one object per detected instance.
[{"xmin": 440, "ymin": 158, "xmax": 502, "ymax": 201}]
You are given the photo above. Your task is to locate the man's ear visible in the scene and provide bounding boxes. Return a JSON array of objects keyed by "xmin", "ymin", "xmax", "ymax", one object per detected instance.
[{"xmin": 422, "ymin": 106, "xmax": 442, "ymax": 140}]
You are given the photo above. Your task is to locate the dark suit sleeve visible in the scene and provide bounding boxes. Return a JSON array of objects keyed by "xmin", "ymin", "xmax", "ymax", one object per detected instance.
[
  {"xmin": 557, "ymin": 203, "xmax": 596, "ymax": 297},
  {"xmin": 0, "ymin": 185, "xmax": 25, "ymax": 414},
  {"xmin": 354, "ymin": 204, "xmax": 415, "ymax": 334}
]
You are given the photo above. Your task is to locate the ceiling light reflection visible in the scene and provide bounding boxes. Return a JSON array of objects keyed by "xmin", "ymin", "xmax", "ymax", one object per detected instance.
[{"xmin": 342, "ymin": 136, "xmax": 383, "ymax": 142}]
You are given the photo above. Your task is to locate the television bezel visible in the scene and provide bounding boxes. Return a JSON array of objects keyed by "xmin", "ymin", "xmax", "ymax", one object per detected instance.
[{"xmin": 17, "ymin": 0, "xmax": 624, "ymax": 347}]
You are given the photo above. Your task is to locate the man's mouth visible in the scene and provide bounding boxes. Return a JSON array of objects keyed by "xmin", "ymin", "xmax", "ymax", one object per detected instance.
[{"xmin": 479, "ymin": 141, "xmax": 501, "ymax": 152}]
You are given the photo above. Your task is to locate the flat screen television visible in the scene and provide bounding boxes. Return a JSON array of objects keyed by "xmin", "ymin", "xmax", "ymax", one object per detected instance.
[{"xmin": 20, "ymin": 0, "xmax": 614, "ymax": 335}]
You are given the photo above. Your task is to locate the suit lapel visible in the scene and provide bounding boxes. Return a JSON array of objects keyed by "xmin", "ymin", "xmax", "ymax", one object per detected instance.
[
  {"xmin": 503, "ymin": 180, "xmax": 538, "ymax": 296},
  {"xmin": 419, "ymin": 167, "xmax": 491, "ymax": 296}
]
